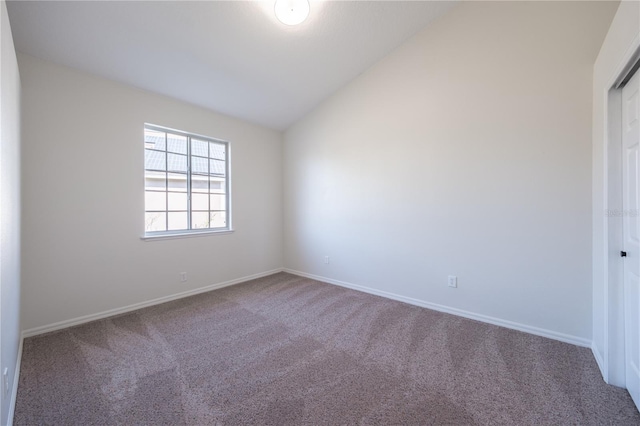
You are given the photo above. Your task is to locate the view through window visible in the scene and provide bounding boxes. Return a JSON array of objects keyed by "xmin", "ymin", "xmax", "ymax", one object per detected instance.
[{"xmin": 144, "ymin": 125, "xmax": 230, "ymax": 235}]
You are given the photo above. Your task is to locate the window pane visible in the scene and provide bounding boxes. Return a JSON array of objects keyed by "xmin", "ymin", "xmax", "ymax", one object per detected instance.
[
  {"xmin": 168, "ymin": 212, "xmax": 188, "ymax": 231},
  {"xmin": 167, "ymin": 173, "xmax": 187, "ymax": 192},
  {"xmin": 167, "ymin": 153, "xmax": 187, "ymax": 173},
  {"xmin": 209, "ymin": 159, "xmax": 225, "ymax": 176},
  {"xmin": 145, "ymin": 191, "xmax": 166, "ymax": 211},
  {"xmin": 191, "ymin": 156, "xmax": 208, "ymax": 175},
  {"xmin": 145, "ymin": 170, "xmax": 166, "ymax": 191},
  {"xmin": 166, "ymin": 133, "xmax": 187, "ymax": 154},
  {"xmin": 192, "ymin": 212, "xmax": 209, "ymax": 229},
  {"xmin": 192, "ymin": 193, "xmax": 208, "ymax": 211},
  {"xmin": 210, "ymin": 142, "xmax": 225, "ymax": 160},
  {"xmin": 145, "ymin": 149, "xmax": 165, "ymax": 171},
  {"xmin": 209, "ymin": 178, "xmax": 226, "ymax": 194},
  {"xmin": 192, "ymin": 139, "xmax": 208, "ymax": 157},
  {"xmin": 145, "ymin": 212, "xmax": 166, "ymax": 232},
  {"xmin": 145, "ymin": 129, "xmax": 165, "ymax": 150},
  {"xmin": 210, "ymin": 194, "xmax": 226, "ymax": 210},
  {"xmin": 192, "ymin": 174, "xmax": 209, "ymax": 193},
  {"xmin": 210, "ymin": 211, "xmax": 227, "ymax": 228},
  {"xmin": 168, "ymin": 192, "xmax": 187, "ymax": 211}
]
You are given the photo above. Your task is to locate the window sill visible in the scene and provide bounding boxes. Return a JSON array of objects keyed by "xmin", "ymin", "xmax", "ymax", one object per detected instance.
[{"xmin": 141, "ymin": 229, "xmax": 234, "ymax": 241}]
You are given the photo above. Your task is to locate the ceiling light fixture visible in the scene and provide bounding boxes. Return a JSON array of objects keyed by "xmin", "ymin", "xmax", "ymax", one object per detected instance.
[{"xmin": 274, "ymin": 0, "xmax": 310, "ymax": 26}]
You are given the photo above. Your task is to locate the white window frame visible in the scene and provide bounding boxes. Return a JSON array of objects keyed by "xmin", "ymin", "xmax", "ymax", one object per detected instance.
[{"xmin": 141, "ymin": 124, "xmax": 232, "ymax": 240}]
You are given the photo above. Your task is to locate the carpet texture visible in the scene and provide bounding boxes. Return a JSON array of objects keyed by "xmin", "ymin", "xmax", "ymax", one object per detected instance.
[{"xmin": 14, "ymin": 272, "xmax": 640, "ymax": 425}]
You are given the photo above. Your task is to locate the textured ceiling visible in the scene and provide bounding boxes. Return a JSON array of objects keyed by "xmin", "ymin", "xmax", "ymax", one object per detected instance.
[{"xmin": 7, "ymin": 1, "xmax": 456, "ymax": 130}]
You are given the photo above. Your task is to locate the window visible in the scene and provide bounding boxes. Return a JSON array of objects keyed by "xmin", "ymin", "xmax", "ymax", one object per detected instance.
[{"xmin": 144, "ymin": 124, "xmax": 230, "ymax": 236}]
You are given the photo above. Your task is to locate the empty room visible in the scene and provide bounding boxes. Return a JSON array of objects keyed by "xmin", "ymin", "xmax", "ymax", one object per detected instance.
[{"xmin": 1, "ymin": 0, "xmax": 640, "ymax": 424}]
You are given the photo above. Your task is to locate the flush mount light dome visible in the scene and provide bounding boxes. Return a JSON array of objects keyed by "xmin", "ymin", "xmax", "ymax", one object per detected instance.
[{"xmin": 274, "ymin": 0, "xmax": 310, "ymax": 26}]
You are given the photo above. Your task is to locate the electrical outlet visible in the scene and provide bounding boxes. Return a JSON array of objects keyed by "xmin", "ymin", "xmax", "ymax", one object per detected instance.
[
  {"xmin": 180, "ymin": 272, "xmax": 188, "ymax": 283},
  {"xmin": 324, "ymin": 256, "xmax": 330, "ymax": 264},
  {"xmin": 447, "ymin": 275, "xmax": 457, "ymax": 288},
  {"xmin": 3, "ymin": 368, "xmax": 8, "ymax": 397}
]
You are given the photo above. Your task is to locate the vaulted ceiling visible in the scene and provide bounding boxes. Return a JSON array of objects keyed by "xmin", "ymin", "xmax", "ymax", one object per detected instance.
[{"xmin": 7, "ymin": 1, "xmax": 457, "ymax": 130}]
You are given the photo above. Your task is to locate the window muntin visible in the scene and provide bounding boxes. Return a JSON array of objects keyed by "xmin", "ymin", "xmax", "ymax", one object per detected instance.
[{"xmin": 144, "ymin": 125, "xmax": 230, "ymax": 235}]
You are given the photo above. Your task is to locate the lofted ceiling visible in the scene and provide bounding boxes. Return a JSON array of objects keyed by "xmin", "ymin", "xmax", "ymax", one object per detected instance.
[{"xmin": 7, "ymin": 1, "xmax": 457, "ymax": 130}]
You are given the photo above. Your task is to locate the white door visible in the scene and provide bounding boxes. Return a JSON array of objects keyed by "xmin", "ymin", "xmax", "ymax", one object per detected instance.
[{"xmin": 623, "ymin": 68, "xmax": 640, "ymax": 411}]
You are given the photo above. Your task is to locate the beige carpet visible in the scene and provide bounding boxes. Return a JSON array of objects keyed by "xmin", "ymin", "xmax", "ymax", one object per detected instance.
[{"xmin": 14, "ymin": 272, "xmax": 640, "ymax": 425}]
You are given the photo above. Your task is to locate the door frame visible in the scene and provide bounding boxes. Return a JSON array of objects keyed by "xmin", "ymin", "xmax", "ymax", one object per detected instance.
[{"xmin": 602, "ymin": 37, "xmax": 640, "ymax": 387}]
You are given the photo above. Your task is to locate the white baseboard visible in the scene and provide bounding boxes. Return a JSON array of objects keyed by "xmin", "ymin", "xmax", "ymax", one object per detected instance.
[
  {"xmin": 22, "ymin": 268, "xmax": 284, "ymax": 338},
  {"xmin": 284, "ymin": 268, "xmax": 592, "ymax": 348},
  {"xmin": 7, "ymin": 335, "xmax": 23, "ymax": 426},
  {"xmin": 592, "ymin": 341, "xmax": 607, "ymax": 382}
]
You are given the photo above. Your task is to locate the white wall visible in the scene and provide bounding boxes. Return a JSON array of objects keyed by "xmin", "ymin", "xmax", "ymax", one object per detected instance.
[
  {"xmin": 19, "ymin": 54, "xmax": 283, "ymax": 331},
  {"xmin": 284, "ymin": 1, "xmax": 617, "ymax": 344},
  {"xmin": 0, "ymin": 0, "xmax": 21, "ymax": 424},
  {"xmin": 592, "ymin": 1, "xmax": 640, "ymax": 387}
]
